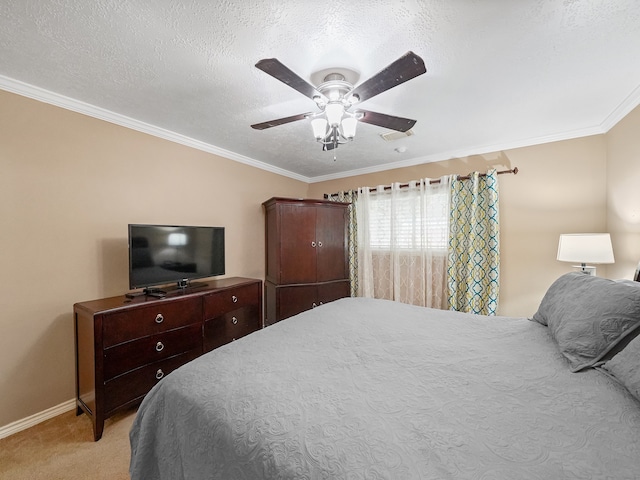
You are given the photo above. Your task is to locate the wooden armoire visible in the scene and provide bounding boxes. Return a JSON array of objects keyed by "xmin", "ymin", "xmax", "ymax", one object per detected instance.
[{"xmin": 263, "ymin": 197, "xmax": 350, "ymax": 325}]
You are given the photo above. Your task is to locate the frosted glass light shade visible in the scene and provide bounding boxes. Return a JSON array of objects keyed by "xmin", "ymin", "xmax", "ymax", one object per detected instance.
[
  {"xmin": 311, "ymin": 118, "xmax": 328, "ymax": 139},
  {"xmin": 557, "ymin": 233, "xmax": 614, "ymax": 264},
  {"xmin": 325, "ymin": 103, "xmax": 344, "ymax": 126},
  {"xmin": 341, "ymin": 117, "xmax": 357, "ymax": 139}
]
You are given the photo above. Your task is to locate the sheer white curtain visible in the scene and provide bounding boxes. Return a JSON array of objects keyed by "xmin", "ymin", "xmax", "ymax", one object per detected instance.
[{"xmin": 356, "ymin": 176, "xmax": 451, "ymax": 308}]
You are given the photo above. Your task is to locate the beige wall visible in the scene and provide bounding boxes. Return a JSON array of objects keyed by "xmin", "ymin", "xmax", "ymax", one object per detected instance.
[
  {"xmin": 309, "ymin": 136, "xmax": 609, "ymax": 317},
  {"xmin": 606, "ymin": 105, "xmax": 640, "ymax": 279},
  {"xmin": 0, "ymin": 90, "xmax": 307, "ymax": 428},
  {"xmin": 1, "ymin": 86, "xmax": 639, "ymax": 432}
]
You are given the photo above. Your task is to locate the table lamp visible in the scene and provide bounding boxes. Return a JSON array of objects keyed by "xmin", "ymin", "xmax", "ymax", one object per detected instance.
[{"xmin": 557, "ymin": 233, "xmax": 614, "ymax": 276}]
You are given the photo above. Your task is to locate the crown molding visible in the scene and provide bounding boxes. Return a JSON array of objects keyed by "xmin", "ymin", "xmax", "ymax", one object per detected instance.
[
  {"xmin": 308, "ymin": 125, "xmax": 605, "ymax": 183},
  {"xmin": 0, "ymin": 74, "xmax": 310, "ymax": 183},
  {"xmin": 600, "ymin": 82, "xmax": 640, "ymax": 132},
  {"xmin": 3, "ymin": 74, "xmax": 638, "ymax": 185}
]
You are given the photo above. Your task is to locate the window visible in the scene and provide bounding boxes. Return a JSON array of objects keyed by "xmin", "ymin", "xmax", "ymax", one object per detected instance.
[{"xmin": 367, "ymin": 189, "xmax": 449, "ymax": 251}]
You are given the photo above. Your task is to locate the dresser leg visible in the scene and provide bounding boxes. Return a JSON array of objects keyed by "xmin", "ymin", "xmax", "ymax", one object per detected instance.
[
  {"xmin": 76, "ymin": 399, "xmax": 104, "ymax": 441},
  {"xmin": 93, "ymin": 418, "xmax": 104, "ymax": 441}
]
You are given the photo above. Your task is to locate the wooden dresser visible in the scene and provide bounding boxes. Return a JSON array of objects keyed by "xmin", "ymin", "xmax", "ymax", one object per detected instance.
[
  {"xmin": 263, "ymin": 197, "xmax": 350, "ymax": 325},
  {"xmin": 74, "ymin": 277, "xmax": 262, "ymax": 441}
]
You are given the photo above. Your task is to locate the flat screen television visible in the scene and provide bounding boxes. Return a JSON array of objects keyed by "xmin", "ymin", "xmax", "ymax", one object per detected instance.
[{"xmin": 128, "ymin": 224, "xmax": 225, "ymax": 293}]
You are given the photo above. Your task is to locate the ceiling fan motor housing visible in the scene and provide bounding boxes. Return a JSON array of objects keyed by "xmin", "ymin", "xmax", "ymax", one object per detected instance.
[{"xmin": 314, "ymin": 74, "xmax": 357, "ymax": 109}]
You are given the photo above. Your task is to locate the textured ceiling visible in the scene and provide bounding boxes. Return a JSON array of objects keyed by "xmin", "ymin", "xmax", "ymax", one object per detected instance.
[{"xmin": 1, "ymin": 0, "xmax": 640, "ymax": 181}]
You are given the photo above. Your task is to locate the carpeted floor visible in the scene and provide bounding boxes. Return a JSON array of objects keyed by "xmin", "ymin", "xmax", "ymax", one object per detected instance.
[{"xmin": 0, "ymin": 407, "xmax": 136, "ymax": 480}]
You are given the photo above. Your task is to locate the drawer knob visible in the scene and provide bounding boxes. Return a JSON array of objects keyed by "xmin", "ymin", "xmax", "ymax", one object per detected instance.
[
  {"xmin": 155, "ymin": 369, "xmax": 164, "ymax": 380},
  {"xmin": 311, "ymin": 241, "xmax": 316, "ymax": 247},
  {"xmin": 232, "ymin": 316, "xmax": 238, "ymax": 325},
  {"xmin": 312, "ymin": 302, "xmax": 317, "ymax": 308},
  {"xmin": 232, "ymin": 295, "xmax": 238, "ymax": 303},
  {"xmin": 155, "ymin": 313, "xmax": 164, "ymax": 324},
  {"xmin": 155, "ymin": 341, "xmax": 164, "ymax": 352},
  {"xmin": 318, "ymin": 241, "xmax": 323, "ymax": 247}
]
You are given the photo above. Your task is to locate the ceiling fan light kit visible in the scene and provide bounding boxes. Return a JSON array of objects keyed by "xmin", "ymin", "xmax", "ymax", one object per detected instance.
[
  {"xmin": 308, "ymin": 73, "xmax": 363, "ymax": 149},
  {"xmin": 251, "ymin": 51, "xmax": 427, "ymax": 153}
]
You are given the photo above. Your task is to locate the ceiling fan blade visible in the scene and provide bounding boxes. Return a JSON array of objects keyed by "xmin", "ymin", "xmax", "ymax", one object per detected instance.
[
  {"xmin": 357, "ymin": 110, "xmax": 417, "ymax": 132},
  {"xmin": 349, "ymin": 51, "xmax": 426, "ymax": 103},
  {"xmin": 251, "ymin": 112, "xmax": 312, "ymax": 130},
  {"xmin": 255, "ymin": 58, "xmax": 321, "ymax": 100}
]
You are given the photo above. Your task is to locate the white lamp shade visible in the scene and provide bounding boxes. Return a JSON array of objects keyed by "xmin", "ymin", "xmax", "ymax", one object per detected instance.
[
  {"xmin": 341, "ymin": 117, "xmax": 357, "ymax": 139},
  {"xmin": 557, "ymin": 233, "xmax": 614, "ymax": 264},
  {"xmin": 311, "ymin": 118, "xmax": 327, "ymax": 139},
  {"xmin": 325, "ymin": 103, "xmax": 344, "ymax": 126}
]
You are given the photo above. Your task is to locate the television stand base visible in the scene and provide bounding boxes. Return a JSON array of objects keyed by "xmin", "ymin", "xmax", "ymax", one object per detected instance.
[
  {"xmin": 161, "ymin": 281, "xmax": 208, "ymax": 296},
  {"xmin": 179, "ymin": 281, "xmax": 207, "ymax": 290},
  {"xmin": 125, "ymin": 288, "xmax": 167, "ymax": 299},
  {"xmin": 124, "ymin": 281, "xmax": 210, "ymax": 299},
  {"xmin": 146, "ymin": 290, "xmax": 166, "ymax": 298}
]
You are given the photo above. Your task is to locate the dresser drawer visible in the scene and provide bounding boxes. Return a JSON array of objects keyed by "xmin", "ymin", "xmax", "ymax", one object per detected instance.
[
  {"xmin": 204, "ymin": 305, "xmax": 260, "ymax": 352},
  {"xmin": 102, "ymin": 297, "xmax": 201, "ymax": 348},
  {"xmin": 104, "ymin": 349, "xmax": 200, "ymax": 414},
  {"xmin": 203, "ymin": 282, "xmax": 260, "ymax": 319},
  {"xmin": 103, "ymin": 323, "xmax": 202, "ymax": 380}
]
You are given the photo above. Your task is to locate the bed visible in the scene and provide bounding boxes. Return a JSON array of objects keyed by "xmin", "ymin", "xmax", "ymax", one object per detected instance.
[{"xmin": 130, "ymin": 272, "xmax": 640, "ymax": 479}]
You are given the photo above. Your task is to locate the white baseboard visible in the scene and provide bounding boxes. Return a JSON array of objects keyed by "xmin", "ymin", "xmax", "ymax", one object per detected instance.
[{"xmin": 0, "ymin": 399, "xmax": 76, "ymax": 440}]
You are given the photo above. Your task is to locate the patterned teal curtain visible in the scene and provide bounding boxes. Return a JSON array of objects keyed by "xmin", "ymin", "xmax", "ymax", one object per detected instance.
[
  {"xmin": 326, "ymin": 191, "xmax": 358, "ymax": 296},
  {"xmin": 447, "ymin": 169, "xmax": 500, "ymax": 315}
]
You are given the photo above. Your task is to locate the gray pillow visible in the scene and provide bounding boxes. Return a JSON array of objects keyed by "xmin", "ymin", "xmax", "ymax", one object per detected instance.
[
  {"xmin": 602, "ymin": 334, "xmax": 640, "ymax": 402},
  {"xmin": 531, "ymin": 272, "xmax": 640, "ymax": 372}
]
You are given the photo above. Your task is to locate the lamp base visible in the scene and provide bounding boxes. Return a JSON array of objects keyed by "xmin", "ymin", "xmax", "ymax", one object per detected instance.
[{"xmin": 573, "ymin": 265, "xmax": 596, "ymax": 276}]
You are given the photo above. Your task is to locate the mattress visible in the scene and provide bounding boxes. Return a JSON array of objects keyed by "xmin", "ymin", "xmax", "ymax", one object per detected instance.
[{"xmin": 130, "ymin": 296, "xmax": 640, "ymax": 479}]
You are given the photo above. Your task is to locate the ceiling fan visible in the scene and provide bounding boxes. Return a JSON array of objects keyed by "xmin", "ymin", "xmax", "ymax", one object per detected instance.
[{"xmin": 251, "ymin": 51, "xmax": 427, "ymax": 151}]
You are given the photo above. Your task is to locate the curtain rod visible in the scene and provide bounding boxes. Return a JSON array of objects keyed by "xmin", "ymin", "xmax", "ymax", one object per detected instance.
[{"xmin": 324, "ymin": 167, "xmax": 518, "ymax": 199}]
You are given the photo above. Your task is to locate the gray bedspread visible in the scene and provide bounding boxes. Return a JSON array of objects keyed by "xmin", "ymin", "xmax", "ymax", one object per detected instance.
[{"xmin": 130, "ymin": 297, "xmax": 640, "ymax": 479}]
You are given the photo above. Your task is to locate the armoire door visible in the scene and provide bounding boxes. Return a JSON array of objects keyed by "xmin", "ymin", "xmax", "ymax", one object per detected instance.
[
  {"xmin": 315, "ymin": 205, "xmax": 348, "ymax": 282},
  {"xmin": 279, "ymin": 203, "xmax": 317, "ymax": 284}
]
